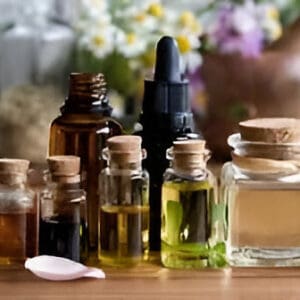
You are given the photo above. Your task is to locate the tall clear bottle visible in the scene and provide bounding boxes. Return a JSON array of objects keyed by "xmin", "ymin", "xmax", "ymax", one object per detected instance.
[
  {"xmin": 99, "ymin": 136, "xmax": 149, "ymax": 267},
  {"xmin": 0, "ymin": 159, "xmax": 38, "ymax": 265},
  {"xmin": 39, "ymin": 156, "xmax": 87, "ymax": 262},
  {"xmin": 161, "ymin": 140, "xmax": 226, "ymax": 268},
  {"xmin": 49, "ymin": 73, "xmax": 122, "ymax": 251},
  {"xmin": 222, "ymin": 118, "xmax": 300, "ymax": 266}
]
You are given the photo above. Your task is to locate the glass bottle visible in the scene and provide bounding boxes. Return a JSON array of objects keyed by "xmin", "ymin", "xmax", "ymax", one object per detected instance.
[
  {"xmin": 49, "ymin": 73, "xmax": 122, "ymax": 251},
  {"xmin": 39, "ymin": 155, "xmax": 87, "ymax": 262},
  {"xmin": 222, "ymin": 118, "xmax": 300, "ymax": 266},
  {"xmin": 0, "ymin": 159, "xmax": 38, "ymax": 265},
  {"xmin": 99, "ymin": 136, "xmax": 149, "ymax": 267},
  {"xmin": 161, "ymin": 140, "xmax": 226, "ymax": 268}
]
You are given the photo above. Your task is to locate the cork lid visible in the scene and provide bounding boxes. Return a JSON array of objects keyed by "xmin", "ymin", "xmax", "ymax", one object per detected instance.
[
  {"xmin": 106, "ymin": 135, "xmax": 143, "ymax": 164},
  {"xmin": 239, "ymin": 118, "xmax": 300, "ymax": 143},
  {"xmin": 0, "ymin": 159, "xmax": 30, "ymax": 174},
  {"xmin": 173, "ymin": 140, "xmax": 206, "ymax": 153},
  {"xmin": 107, "ymin": 135, "xmax": 142, "ymax": 152},
  {"xmin": 47, "ymin": 156, "xmax": 80, "ymax": 176},
  {"xmin": 169, "ymin": 140, "xmax": 210, "ymax": 170}
]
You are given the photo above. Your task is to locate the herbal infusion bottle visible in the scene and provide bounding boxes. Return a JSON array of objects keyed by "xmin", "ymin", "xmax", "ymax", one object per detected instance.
[
  {"xmin": 49, "ymin": 73, "xmax": 122, "ymax": 251},
  {"xmin": 161, "ymin": 140, "xmax": 226, "ymax": 269},
  {"xmin": 0, "ymin": 159, "xmax": 38, "ymax": 265},
  {"xmin": 99, "ymin": 136, "xmax": 149, "ymax": 267},
  {"xmin": 222, "ymin": 118, "xmax": 300, "ymax": 266},
  {"xmin": 39, "ymin": 156, "xmax": 87, "ymax": 262}
]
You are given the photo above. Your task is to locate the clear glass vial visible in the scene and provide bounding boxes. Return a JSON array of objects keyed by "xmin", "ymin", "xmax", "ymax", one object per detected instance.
[
  {"xmin": 0, "ymin": 159, "xmax": 38, "ymax": 265},
  {"xmin": 222, "ymin": 118, "xmax": 300, "ymax": 266},
  {"xmin": 161, "ymin": 140, "xmax": 226, "ymax": 269},
  {"xmin": 99, "ymin": 136, "xmax": 149, "ymax": 267},
  {"xmin": 39, "ymin": 156, "xmax": 87, "ymax": 262}
]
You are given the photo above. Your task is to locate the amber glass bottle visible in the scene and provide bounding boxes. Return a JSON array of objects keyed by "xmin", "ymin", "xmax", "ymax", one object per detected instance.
[{"xmin": 49, "ymin": 73, "xmax": 122, "ymax": 251}]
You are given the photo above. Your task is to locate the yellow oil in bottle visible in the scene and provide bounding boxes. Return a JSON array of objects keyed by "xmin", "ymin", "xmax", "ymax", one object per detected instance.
[{"xmin": 99, "ymin": 205, "xmax": 149, "ymax": 267}]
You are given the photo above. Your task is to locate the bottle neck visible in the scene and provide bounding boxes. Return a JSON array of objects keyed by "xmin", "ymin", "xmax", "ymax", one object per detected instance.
[
  {"xmin": 45, "ymin": 171, "xmax": 81, "ymax": 189},
  {"xmin": 108, "ymin": 160, "xmax": 142, "ymax": 171},
  {"xmin": 0, "ymin": 172, "xmax": 27, "ymax": 186},
  {"xmin": 172, "ymin": 160, "xmax": 207, "ymax": 177},
  {"xmin": 61, "ymin": 73, "xmax": 112, "ymax": 114}
]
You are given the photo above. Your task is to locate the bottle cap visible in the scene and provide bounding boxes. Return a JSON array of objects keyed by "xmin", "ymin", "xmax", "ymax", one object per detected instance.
[
  {"xmin": 239, "ymin": 118, "xmax": 300, "ymax": 143},
  {"xmin": 106, "ymin": 135, "xmax": 143, "ymax": 164},
  {"xmin": 62, "ymin": 73, "xmax": 112, "ymax": 114},
  {"xmin": 47, "ymin": 156, "xmax": 80, "ymax": 176},
  {"xmin": 169, "ymin": 140, "xmax": 210, "ymax": 170},
  {"xmin": 142, "ymin": 36, "xmax": 193, "ymax": 130},
  {"xmin": 0, "ymin": 158, "xmax": 30, "ymax": 174},
  {"xmin": 173, "ymin": 139, "xmax": 206, "ymax": 153}
]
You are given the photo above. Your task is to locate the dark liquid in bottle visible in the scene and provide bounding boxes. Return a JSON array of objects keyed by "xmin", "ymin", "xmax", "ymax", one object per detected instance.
[
  {"xmin": 49, "ymin": 115, "xmax": 122, "ymax": 250},
  {"xmin": 39, "ymin": 216, "xmax": 84, "ymax": 262}
]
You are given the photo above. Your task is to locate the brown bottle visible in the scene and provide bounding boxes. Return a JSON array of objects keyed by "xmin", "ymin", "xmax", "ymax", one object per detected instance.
[{"xmin": 49, "ymin": 73, "xmax": 122, "ymax": 251}]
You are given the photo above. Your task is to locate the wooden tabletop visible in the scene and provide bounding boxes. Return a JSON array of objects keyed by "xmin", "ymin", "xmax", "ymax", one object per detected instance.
[{"xmin": 1, "ymin": 262, "xmax": 300, "ymax": 299}]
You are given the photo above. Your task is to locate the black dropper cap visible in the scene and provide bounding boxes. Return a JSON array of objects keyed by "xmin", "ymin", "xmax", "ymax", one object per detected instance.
[{"xmin": 142, "ymin": 36, "xmax": 193, "ymax": 130}]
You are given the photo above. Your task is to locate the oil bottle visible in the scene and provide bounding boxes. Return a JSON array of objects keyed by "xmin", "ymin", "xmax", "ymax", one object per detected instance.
[
  {"xmin": 39, "ymin": 155, "xmax": 87, "ymax": 262},
  {"xmin": 0, "ymin": 159, "xmax": 38, "ymax": 265},
  {"xmin": 161, "ymin": 140, "xmax": 226, "ymax": 268},
  {"xmin": 49, "ymin": 73, "xmax": 122, "ymax": 252},
  {"xmin": 99, "ymin": 136, "xmax": 149, "ymax": 266}
]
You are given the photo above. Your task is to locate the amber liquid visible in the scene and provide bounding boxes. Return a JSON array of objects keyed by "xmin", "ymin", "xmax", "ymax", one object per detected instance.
[
  {"xmin": 49, "ymin": 114, "xmax": 122, "ymax": 249},
  {"xmin": 0, "ymin": 212, "xmax": 37, "ymax": 265},
  {"xmin": 229, "ymin": 188, "xmax": 300, "ymax": 248}
]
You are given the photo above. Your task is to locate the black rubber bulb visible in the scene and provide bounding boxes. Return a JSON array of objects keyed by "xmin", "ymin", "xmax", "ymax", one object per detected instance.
[{"xmin": 154, "ymin": 36, "xmax": 181, "ymax": 83}]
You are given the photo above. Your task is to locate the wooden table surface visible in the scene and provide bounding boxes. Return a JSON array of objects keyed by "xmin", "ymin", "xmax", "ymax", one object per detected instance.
[{"xmin": 1, "ymin": 262, "xmax": 300, "ymax": 299}]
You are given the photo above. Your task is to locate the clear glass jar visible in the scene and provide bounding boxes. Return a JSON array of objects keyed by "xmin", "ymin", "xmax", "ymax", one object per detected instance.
[
  {"xmin": 161, "ymin": 140, "xmax": 226, "ymax": 269},
  {"xmin": 99, "ymin": 136, "xmax": 149, "ymax": 267},
  {"xmin": 39, "ymin": 156, "xmax": 87, "ymax": 262},
  {"xmin": 222, "ymin": 121, "xmax": 300, "ymax": 267},
  {"xmin": 0, "ymin": 159, "xmax": 38, "ymax": 265}
]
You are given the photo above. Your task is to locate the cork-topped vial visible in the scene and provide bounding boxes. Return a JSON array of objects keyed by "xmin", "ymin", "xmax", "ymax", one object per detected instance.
[
  {"xmin": 49, "ymin": 73, "xmax": 122, "ymax": 251},
  {"xmin": 222, "ymin": 118, "xmax": 300, "ymax": 266},
  {"xmin": 99, "ymin": 136, "xmax": 149, "ymax": 267},
  {"xmin": 39, "ymin": 156, "xmax": 87, "ymax": 262},
  {"xmin": 0, "ymin": 159, "xmax": 38, "ymax": 265},
  {"xmin": 161, "ymin": 140, "xmax": 226, "ymax": 268}
]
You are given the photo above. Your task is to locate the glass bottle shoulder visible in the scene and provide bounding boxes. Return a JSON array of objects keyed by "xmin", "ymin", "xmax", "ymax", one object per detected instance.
[
  {"xmin": 221, "ymin": 161, "xmax": 300, "ymax": 187},
  {"xmin": 101, "ymin": 167, "xmax": 148, "ymax": 181},
  {"xmin": 163, "ymin": 167, "xmax": 216, "ymax": 187},
  {"xmin": 0, "ymin": 184, "xmax": 35, "ymax": 211},
  {"xmin": 51, "ymin": 113, "xmax": 122, "ymax": 129}
]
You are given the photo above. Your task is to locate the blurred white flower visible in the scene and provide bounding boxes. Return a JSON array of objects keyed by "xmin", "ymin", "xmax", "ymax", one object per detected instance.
[
  {"xmin": 79, "ymin": 26, "xmax": 115, "ymax": 58},
  {"xmin": 115, "ymin": 30, "xmax": 147, "ymax": 58}
]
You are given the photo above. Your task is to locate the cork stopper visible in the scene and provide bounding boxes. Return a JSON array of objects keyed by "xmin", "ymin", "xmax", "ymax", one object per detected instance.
[
  {"xmin": 47, "ymin": 156, "xmax": 80, "ymax": 176},
  {"xmin": 107, "ymin": 135, "xmax": 142, "ymax": 153},
  {"xmin": 239, "ymin": 118, "xmax": 300, "ymax": 143},
  {"xmin": 173, "ymin": 140, "xmax": 206, "ymax": 153},
  {"xmin": 106, "ymin": 135, "xmax": 143, "ymax": 165},
  {"xmin": 0, "ymin": 159, "xmax": 29, "ymax": 174},
  {"xmin": 170, "ymin": 140, "xmax": 209, "ymax": 171}
]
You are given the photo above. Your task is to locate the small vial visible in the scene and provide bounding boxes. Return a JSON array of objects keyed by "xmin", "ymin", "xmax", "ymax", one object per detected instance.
[
  {"xmin": 39, "ymin": 156, "xmax": 87, "ymax": 262},
  {"xmin": 99, "ymin": 136, "xmax": 149, "ymax": 267},
  {"xmin": 161, "ymin": 140, "xmax": 226, "ymax": 268},
  {"xmin": 0, "ymin": 159, "xmax": 38, "ymax": 265}
]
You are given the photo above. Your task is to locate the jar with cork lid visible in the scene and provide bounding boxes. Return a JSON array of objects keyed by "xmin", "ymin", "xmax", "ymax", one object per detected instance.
[
  {"xmin": 0, "ymin": 159, "xmax": 38, "ymax": 265},
  {"xmin": 39, "ymin": 155, "xmax": 87, "ymax": 262},
  {"xmin": 222, "ymin": 118, "xmax": 300, "ymax": 266},
  {"xmin": 161, "ymin": 140, "xmax": 226, "ymax": 269},
  {"xmin": 99, "ymin": 135, "xmax": 149, "ymax": 267}
]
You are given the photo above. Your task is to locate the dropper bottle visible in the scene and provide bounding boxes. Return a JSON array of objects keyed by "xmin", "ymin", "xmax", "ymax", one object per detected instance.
[{"xmin": 138, "ymin": 36, "xmax": 197, "ymax": 251}]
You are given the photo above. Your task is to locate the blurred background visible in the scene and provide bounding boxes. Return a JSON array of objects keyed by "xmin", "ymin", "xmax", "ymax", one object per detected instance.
[{"xmin": 0, "ymin": 0, "xmax": 300, "ymax": 164}]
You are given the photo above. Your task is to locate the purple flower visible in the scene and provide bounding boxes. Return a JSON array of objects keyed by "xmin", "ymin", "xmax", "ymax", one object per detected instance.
[{"xmin": 209, "ymin": 2, "xmax": 264, "ymax": 58}]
